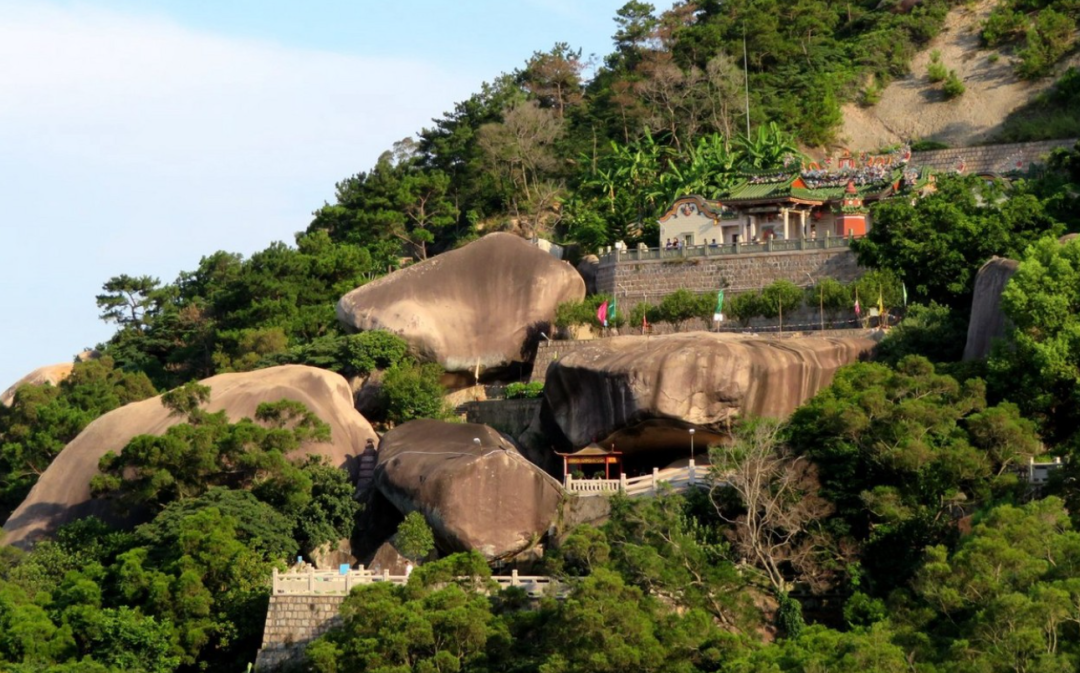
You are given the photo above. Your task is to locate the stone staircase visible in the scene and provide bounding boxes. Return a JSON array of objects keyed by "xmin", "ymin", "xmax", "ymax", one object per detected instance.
[{"xmin": 354, "ymin": 441, "xmax": 378, "ymax": 498}]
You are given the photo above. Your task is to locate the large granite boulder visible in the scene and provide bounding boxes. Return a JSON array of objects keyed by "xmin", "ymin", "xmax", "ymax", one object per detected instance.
[
  {"xmin": 544, "ymin": 332, "xmax": 878, "ymax": 452},
  {"xmin": 1, "ymin": 363, "xmax": 74, "ymax": 407},
  {"xmin": 576, "ymin": 254, "xmax": 600, "ymax": 295},
  {"xmin": 2, "ymin": 365, "xmax": 377, "ymax": 549},
  {"xmin": 374, "ymin": 420, "xmax": 562, "ymax": 560},
  {"xmin": 337, "ymin": 233, "xmax": 585, "ymax": 374},
  {"xmin": 963, "ymin": 257, "xmax": 1020, "ymax": 361},
  {"xmin": 1, "ymin": 350, "xmax": 98, "ymax": 407}
]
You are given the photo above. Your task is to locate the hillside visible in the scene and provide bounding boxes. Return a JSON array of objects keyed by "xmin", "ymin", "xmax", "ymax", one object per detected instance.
[{"xmin": 842, "ymin": 0, "xmax": 1080, "ymax": 149}]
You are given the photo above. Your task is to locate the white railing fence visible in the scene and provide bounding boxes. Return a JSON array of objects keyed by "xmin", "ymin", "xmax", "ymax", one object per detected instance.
[
  {"xmin": 272, "ymin": 566, "xmax": 560, "ymax": 597},
  {"xmin": 564, "ymin": 462, "xmax": 712, "ymax": 497}
]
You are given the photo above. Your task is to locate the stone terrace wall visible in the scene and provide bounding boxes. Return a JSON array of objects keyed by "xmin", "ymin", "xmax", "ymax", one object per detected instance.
[
  {"xmin": 595, "ymin": 248, "xmax": 860, "ymax": 308},
  {"xmin": 255, "ymin": 595, "xmax": 345, "ymax": 671},
  {"xmin": 530, "ymin": 340, "xmax": 600, "ymax": 384},
  {"xmin": 463, "ymin": 398, "xmax": 543, "ymax": 437}
]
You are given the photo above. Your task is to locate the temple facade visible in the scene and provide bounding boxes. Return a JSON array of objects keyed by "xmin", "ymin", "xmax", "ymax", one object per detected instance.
[{"xmin": 660, "ymin": 146, "xmax": 933, "ymax": 246}]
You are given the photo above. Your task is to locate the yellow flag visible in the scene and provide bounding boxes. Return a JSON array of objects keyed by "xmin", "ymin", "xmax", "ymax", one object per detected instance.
[{"xmin": 877, "ymin": 288, "xmax": 884, "ymax": 317}]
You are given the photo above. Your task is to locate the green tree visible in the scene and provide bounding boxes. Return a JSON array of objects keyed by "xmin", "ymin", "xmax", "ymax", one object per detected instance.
[
  {"xmin": 854, "ymin": 174, "xmax": 1061, "ymax": 311},
  {"xmin": 92, "ymin": 383, "xmax": 331, "ymax": 513},
  {"xmin": 0, "ymin": 357, "xmax": 155, "ymax": 519},
  {"xmin": 787, "ymin": 356, "xmax": 1041, "ymax": 592},
  {"xmin": 804, "ymin": 278, "xmax": 851, "ymax": 327},
  {"xmin": 393, "ymin": 511, "xmax": 436, "ymax": 562},
  {"xmin": 759, "ymin": 280, "xmax": 804, "ymax": 330},
  {"xmin": 988, "ymin": 236, "xmax": 1080, "ymax": 447},
  {"xmin": 307, "ymin": 553, "xmax": 503, "ymax": 673},
  {"xmin": 379, "ymin": 362, "xmax": 450, "ymax": 424},
  {"xmin": 656, "ymin": 288, "xmax": 711, "ymax": 331},
  {"xmin": 726, "ymin": 290, "xmax": 763, "ymax": 328}
]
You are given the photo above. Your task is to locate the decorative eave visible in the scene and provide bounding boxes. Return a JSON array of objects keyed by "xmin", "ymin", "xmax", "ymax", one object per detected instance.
[{"xmin": 657, "ymin": 194, "xmax": 727, "ymax": 223}]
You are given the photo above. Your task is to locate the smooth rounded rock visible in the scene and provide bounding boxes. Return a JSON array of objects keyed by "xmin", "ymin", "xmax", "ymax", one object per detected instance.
[
  {"xmin": 963, "ymin": 257, "xmax": 1020, "ymax": 361},
  {"xmin": 544, "ymin": 332, "xmax": 879, "ymax": 453},
  {"xmin": 336, "ymin": 233, "xmax": 585, "ymax": 374},
  {"xmin": 2, "ymin": 365, "xmax": 377, "ymax": 548},
  {"xmin": 374, "ymin": 420, "xmax": 562, "ymax": 560}
]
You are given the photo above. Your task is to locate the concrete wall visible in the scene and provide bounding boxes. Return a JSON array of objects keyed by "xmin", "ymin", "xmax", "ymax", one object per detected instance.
[
  {"xmin": 596, "ymin": 247, "xmax": 860, "ymax": 307},
  {"xmin": 255, "ymin": 595, "xmax": 345, "ymax": 671}
]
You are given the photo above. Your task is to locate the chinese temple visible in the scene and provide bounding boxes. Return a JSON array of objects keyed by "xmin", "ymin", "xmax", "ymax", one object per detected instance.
[{"xmin": 659, "ymin": 145, "xmax": 934, "ymax": 246}]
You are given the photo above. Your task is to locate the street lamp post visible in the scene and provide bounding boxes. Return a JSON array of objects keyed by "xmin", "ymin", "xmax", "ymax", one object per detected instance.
[{"xmin": 688, "ymin": 428, "xmax": 697, "ymax": 485}]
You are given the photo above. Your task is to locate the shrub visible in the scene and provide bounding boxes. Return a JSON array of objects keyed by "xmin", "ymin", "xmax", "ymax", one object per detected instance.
[
  {"xmin": 1016, "ymin": 9, "xmax": 1075, "ymax": 79},
  {"xmin": 657, "ymin": 289, "xmax": 712, "ymax": 331},
  {"xmin": 804, "ymin": 278, "xmax": 852, "ymax": 326},
  {"xmin": 759, "ymin": 280, "xmax": 804, "ymax": 328},
  {"xmin": 910, "ymin": 139, "xmax": 950, "ymax": 151},
  {"xmin": 981, "ymin": 6, "xmax": 1026, "ymax": 47},
  {"xmin": 943, "ymin": 70, "xmax": 966, "ymax": 98},
  {"xmin": 340, "ymin": 330, "xmax": 410, "ymax": 375},
  {"xmin": 726, "ymin": 291, "xmax": 763, "ymax": 328},
  {"xmin": 380, "ymin": 362, "xmax": 450, "ymax": 424},
  {"xmin": 393, "ymin": 511, "xmax": 435, "ymax": 562},
  {"xmin": 927, "ymin": 60, "xmax": 948, "ymax": 83},
  {"xmin": 926, "ymin": 49, "xmax": 948, "ymax": 83},
  {"xmin": 505, "ymin": 381, "xmax": 544, "ymax": 399},
  {"xmin": 554, "ymin": 295, "xmax": 624, "ymax": 330}
]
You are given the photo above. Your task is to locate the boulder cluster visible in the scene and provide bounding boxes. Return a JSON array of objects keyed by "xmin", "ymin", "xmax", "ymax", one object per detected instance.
[{"xmin": 1, "ymin": 232, "xmax": 904, "ymax": 562}]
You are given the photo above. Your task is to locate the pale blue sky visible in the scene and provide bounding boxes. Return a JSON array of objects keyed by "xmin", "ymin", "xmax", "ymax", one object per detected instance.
[{"xmin": 0, "ymin": 0, "xmax": 670, "ymax": 389}]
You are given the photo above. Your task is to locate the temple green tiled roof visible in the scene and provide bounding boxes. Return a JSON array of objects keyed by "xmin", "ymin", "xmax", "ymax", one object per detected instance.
[
  {"xmin": 724, "ymin": 180, "xmax": 796, "ymax": 201},
  {"xmin": 721, "ymin": 171, "xmax": 901, "ymax": 204}
]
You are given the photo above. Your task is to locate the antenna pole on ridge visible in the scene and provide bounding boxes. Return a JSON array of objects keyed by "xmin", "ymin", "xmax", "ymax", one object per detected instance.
[{"xmin": 743, "ymin": 26, "xmax": 751, "ymax": 137}]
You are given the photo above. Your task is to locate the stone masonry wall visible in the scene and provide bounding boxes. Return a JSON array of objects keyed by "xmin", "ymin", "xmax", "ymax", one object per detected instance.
[
  {"xmin": 595, "ymin": 248, "xmax": 860, "ymax": 308},
  {"xmin": 255, "ymin": 595, "xmax": 345, "ymax": 671},
  {"xmin": 463, "ymin": 398, "xmax": 543, "ymax": 437}
]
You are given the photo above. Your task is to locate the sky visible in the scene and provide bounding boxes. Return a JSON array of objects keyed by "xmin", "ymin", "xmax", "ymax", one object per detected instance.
[{"xmin": 0, "ymin": 0, "xmax": 670, "ymax": 390}]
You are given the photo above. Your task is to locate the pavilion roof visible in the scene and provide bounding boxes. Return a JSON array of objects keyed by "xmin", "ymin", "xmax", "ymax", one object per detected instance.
[{"xmin": 556, "ymin": 444, "xmax": 621, "ymax": 457}]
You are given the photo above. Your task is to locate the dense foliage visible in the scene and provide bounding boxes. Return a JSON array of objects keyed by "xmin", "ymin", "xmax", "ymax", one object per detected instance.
[
  {"xmin": 0, "ymin": 357, "xmax": 155, "ymax": 520},
  {"xmin": 854, "ymin": 173, "xmax": 1061, "ymax": 312}
]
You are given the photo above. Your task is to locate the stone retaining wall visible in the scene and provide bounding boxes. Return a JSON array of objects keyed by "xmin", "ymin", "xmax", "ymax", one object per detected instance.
[
  {"xmin": 462, "ymin": 398, "xmax": 543, "ymax": 437},
  {"xmin": 255, "ymin": 595, "xmax": 345, "ymax": 671},
  {"xmin": 595, "ymin": 248, "xmax": 860, "ymax": 307}
]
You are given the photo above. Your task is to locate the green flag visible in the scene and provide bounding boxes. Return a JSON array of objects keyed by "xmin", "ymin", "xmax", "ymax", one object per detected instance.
[
  {"xmin": 713, "ymin": 289, "xmax": 725, "ymax": 323},
  {"xmin": 610, "ymin": 294, "xmax": 617, "ymax": 323},
  {"xmin": 902, "ymin": 282, "xmax": 908, "ymax": 307}
]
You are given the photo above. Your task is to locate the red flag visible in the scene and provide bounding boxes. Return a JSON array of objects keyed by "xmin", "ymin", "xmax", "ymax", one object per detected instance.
[
  {"xmin": 854, "ymin": 288, "xmax": 861, "ymax": 317},
  {"xmin": 642, "ymin": 311, "xmax": 648, "ymax": 334},
  {"xmin": 597, "ymin": 301, "xmax": 609, "ymax": 327}
]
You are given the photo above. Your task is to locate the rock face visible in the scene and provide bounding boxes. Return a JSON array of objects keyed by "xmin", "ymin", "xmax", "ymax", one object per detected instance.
[
  {"xmin": 337, "ymin": 233, "xmax": 585, "ymax": 373},
  {"xmin": 544, "ymin": 332, "xmax": 879, "ymax": 452},
  {"xmin": 2, "ymin": 350, "xmax": 101, "ymax": 407},
  {"xmin": 576, "ymin": 254, "xmax": 600, "ymax": 295},
  {"xmin": 2, "ymin": 365, "xmax": 377, "ymax": 549},
  {"xmin": 1, "ymin": 363, "xmax": 75, "ymax": 407},
  {"xmin": 374, "ymin": 420, "xmax": 562, "ymax": 560},
  {"xmin": 963, "ymin": 257, "xmax": 1020, "ymax": 361}
]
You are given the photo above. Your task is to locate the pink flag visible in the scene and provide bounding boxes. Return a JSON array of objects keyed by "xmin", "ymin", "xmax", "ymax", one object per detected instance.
[{"xmin": 597, "ymin": 301, "xmax": 609, "ymax": 327}]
